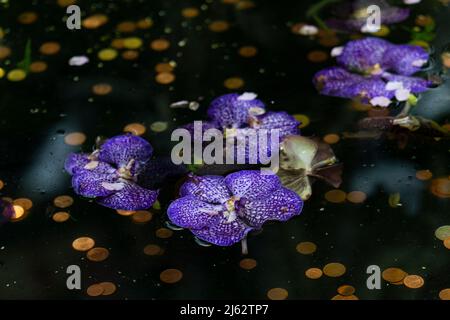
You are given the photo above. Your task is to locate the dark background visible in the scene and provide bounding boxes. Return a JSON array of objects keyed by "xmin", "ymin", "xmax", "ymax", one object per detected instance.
[{"xmin": 0, "ymin": 0, "xmax": 449, "ymax": 299}]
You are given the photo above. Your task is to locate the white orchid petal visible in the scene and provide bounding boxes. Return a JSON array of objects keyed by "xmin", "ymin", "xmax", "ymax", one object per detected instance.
[
  {"xmin": 385, "ymin": 81, "xmax": 404, "ymax": 91},
  {"xmin": 395, "ymin": 88, "xmax": 411, "ymax": 101},
  {"xmin": 370, "ymin": 96, "xmax": 391, "ymax": 107},
  {"xmin": 238, "ymin": 92, "xmax": 257, "ymax": 101},
  {"xmin": 331, "ymin": 46, "xmax": 344, "ymax": 57},
  {"xmin": 412, "ymin": 59, "xmax": 427, "ymax": 67},
  {"xmin": 248, "ymin": 107, "xmax": 265, "ymax": 116}
]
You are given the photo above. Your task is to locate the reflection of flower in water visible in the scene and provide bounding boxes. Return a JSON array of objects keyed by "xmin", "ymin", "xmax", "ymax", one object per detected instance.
[
  {"xmin": 348, "ymin": 160, "xmax": 424, "ymax": 215},
  {"xmin": 313, "ymin": 37, "xmax": 431, "ymax": 106},
  {"xmin": 0, "ymin": 199, "xmax": 14, "ymax": 224},
  {"xmin": 327, "ymin": 0, "xmax": 410, "ymax": 32},
  {"xmin": 168, "ymin": 170, "xmax": 303, "ymax": 250},
  {"xmin": 65, "ymin": 135, "xmax": 159, "ymax": 211}
]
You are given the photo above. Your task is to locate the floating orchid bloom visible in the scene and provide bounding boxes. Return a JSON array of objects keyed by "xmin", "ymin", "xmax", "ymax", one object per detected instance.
[
  {"xmin": 327, "ymin": 0, "xmax": 410, "ymax": 32},
  {"xmin": 65, "ymin": 135, "xmax": 159, "ymax": 210},
  {"xmin": 184, "ymin": 93, "xmax": 300, "ymax": 160},
  {"xmin": 187, "ymin": 93, "xmax": 299, "ymax": 137},
  {"xmin": 313, "ymin": 37, "xmax": 432, "ymax": 106},
  {"xmin": 168, "ymin": 170, "xmax": 303, "ymax": 249}
]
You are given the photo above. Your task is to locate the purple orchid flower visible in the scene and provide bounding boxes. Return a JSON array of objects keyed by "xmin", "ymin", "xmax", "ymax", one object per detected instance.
[
  {"xmin": 65, "ymin": 134, "xmax": 159, "ymax": 211},
  {"xmin": 327, "ymin": 0, "xmax": 410, "ymax": 32},
  {"xmin": 184, "ymin": 93, "xmax": 300, "ymax": 160},
  {"xmin": 167, "ymin": 170, "xmax": 303, "ymax": 249},
  {"xmin": 313, "ymin": 37, "xmax": 431, "ymax": 106}
]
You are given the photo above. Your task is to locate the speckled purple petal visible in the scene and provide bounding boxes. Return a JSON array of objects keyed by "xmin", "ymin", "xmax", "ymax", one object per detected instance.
[
  {"xmin": 337, "ymin": 38, "xmax": 391, "ymax": 73},
  {"xmin": 382, "ymin": 73, "xmax": 431, "ymax": 93},
  {"xmin": 191, "ymin": 219, "xmax": 253, "ymax": 246},
  {"xmin": 313, "ymin": 67, "xmax": 394, "ymax": 102},
  {"xmin": 98, "ymin": 135, "xmax": 153, "ymax": 170},
  {"xmin": 314, "ymin": 67, "xmax": 362, "ymax": 99},
  {"xmin": 230, "ymin": 111, "xmax": 298, "ymax": 163},
  {"xmin": 240, "ymin": 187, "xmax": 303, "ymax": 228},
  {"xmin": 64, "ymin": 153, "xmax": 91, "ymax": 175},
  {"xmin": 180, "ymin": 175, "xmax": 231, "ymax": 204},
  {"xmin": 207, "ymin": 93, "xmax": 266, "ymax": 128},
  {"xmin": 97, "ymin": 181, "xmax": 158, "ymax": 210},
  {"xmin": 255, "ymin": 111, "xmax": 300, "ymax": 138},
  {"xmin": 229, "ymin": 127, "xmax": 266, "ymax": 163},
  {"xmin": 224, "ymin": 170, "xmax": 281, "ymax": 200},
  {"xmin": 167, "ymin": 195, "xmax": 222, "ymax": 229},
  {"xmin": 72, "ymin": 170, "xmax": 119, "ymax": 198},
  {"xmin": 75, "ymin": 160, "xmax": 117, "ymax": 175},
  {"xmin": 382, "ymin": 44, "xmax": 429, "ymax": 76},
  {"xmin": 353, "ymin": 76, "xmax": 395, "ymax": 101}
]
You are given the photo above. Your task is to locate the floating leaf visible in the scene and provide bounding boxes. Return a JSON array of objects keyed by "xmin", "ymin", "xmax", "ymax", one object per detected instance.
[
  {"xmin": 278, "ymin": 168, "xmax": 313, "ymax": 200},
  {"xmin": 280, "ymin": 135, "xmax": 318, "ymax": 171},
  {"xmin": 277, "ymin": 135, "xmax": 342, "ymax": 200}
]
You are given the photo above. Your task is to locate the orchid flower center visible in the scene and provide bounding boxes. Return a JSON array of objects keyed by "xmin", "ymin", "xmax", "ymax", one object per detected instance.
[
  {"xmin": 117, "ymin": 159, "xmax": 136, "ymax": 180},
  {"xmin": 222, "ymin": 196, "xmax": 241, "ymax": 223},
  {"xmin": 247, "ymin": 116, "xmax": 261, "ymax": 128},
  {"xmin": 84, "ymin": 150, "xmax": 100, "ymax": 170},
  {"xmin": 88, "ymin": 149, "xmax": 99, "ymax": 161},
  {"xmin": 368, "ymin": 63, "xmax": 383, "ymax": 76}
]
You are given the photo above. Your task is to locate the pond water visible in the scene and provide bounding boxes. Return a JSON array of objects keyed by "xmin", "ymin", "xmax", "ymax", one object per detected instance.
[{"xmin": 0, "ymin": 0, "xmax": 449, "ymax": 300}]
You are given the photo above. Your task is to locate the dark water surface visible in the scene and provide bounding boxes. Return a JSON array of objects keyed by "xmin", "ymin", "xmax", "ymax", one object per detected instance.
[{"xmin": 0, "ymin": 0, "xmax": 449, "ymax": 299}]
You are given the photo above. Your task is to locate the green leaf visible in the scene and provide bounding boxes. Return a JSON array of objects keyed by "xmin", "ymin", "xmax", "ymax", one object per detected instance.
[
  {"xmin": 152, "ymin": 200, "xmax": 161, "ymax": 210},
  {"xmin": 17, "ymin": 38, "xmax": 32, "ymax": 73}
]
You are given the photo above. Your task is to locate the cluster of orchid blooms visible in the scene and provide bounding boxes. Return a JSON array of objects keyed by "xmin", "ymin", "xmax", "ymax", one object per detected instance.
[
  {"xmin": 64, "ymin": 94, "xmax": 308, "ymax": 249},
  {"xmin": 61, "ymin": 92, "xmax": 347, "ymax": 249},
  {"xmin": 313, "ymin": 37, "xmax": 431, "ymax": 107},
  {"xmin": 60, "ymin": 0, "xmax": 437, "ymax": 249}
]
